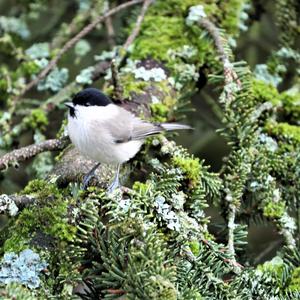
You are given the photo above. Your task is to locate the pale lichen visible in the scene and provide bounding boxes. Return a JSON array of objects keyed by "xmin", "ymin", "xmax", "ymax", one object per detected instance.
[
  {"xmin": 37, "ymin": 68, "xmax": 69, "ymax": 92},
  {"xmin": 25, "ymin": 43, "xmax": 50, "ymax": 59},
  {"xmin": 185, "ymin": 5, "xmax": 206, "ymax": 26},
  {"xmin": 0, "ymin": 249, "xmax": 47, "ymax": 289},
  {"xmin": 0, "ymin": 194, "xmax": 19, "ymax": 216},
  {"xmin": 75, "ymin": 66, "xmax": 95, "ymax": 84}
]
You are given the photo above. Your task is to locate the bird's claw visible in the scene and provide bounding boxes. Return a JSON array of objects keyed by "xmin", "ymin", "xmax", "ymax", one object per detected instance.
[
  {"xmin": 106, "ymin": 178, "xmax": 121, "ymax": 194},
  {"xmin": 82, "ymin": 174, "xmax": 95, "ymax": 190}
]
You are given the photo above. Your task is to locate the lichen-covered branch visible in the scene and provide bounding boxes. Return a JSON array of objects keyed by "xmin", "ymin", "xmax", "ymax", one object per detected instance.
[{"xmin": 0, "ymin": 137, "xmax": 69, "ymax": 171}]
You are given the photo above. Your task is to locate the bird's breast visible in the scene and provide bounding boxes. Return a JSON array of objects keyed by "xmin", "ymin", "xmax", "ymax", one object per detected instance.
[{"xmin": 67, "ymin": 113, "xmax": 142, "ymax": 164}]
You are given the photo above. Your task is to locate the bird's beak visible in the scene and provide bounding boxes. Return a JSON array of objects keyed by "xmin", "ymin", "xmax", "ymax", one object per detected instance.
[{"xmin": 64, "ymin": 102, "xmax": 74, "ymax": 109}]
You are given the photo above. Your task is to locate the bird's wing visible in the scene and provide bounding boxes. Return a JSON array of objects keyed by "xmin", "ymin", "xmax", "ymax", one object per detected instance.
[
  {"xmin": 104, "ymin": 105, "xmax": 191, "ymax": 143},
  {"xmin": 102, "ymin": 106, "xmax": 162, "ymax": 143},
  {"xmin": 99, "ymin": 106, "xmax": 134, "ymax": 143}
]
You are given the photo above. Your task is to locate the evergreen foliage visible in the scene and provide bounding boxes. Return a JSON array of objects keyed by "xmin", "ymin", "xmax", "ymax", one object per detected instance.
[{"xmin": 0, "ymin": 0, "xmax": 299, "ymax": 299}]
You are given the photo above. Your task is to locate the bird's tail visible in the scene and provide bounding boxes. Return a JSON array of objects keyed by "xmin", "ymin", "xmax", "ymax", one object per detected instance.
[
  {"xmin": 160, "ymin": 123, "xmax": 192, "ymax": 131},
  {"xmin": 131, "ymin": 122, "xmax": 192, "ymax": 140}
]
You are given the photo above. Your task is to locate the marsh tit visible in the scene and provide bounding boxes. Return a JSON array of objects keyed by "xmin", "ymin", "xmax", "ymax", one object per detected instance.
[{"xmin": 65, "ymin": 88, "xmax": 191, "ymax": 192}]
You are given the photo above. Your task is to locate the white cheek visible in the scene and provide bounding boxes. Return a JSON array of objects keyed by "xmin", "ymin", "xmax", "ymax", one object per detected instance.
[{"xmin": 67, "ymin": 104, "xmax": 142, "ymax": 164}]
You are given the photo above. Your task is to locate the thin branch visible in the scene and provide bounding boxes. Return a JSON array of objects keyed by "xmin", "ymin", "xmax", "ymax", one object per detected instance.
[
  {"xmin": 105, "ymin": 17, "xmax": 115, "ymax": 46},
  {"xmin": 104, "ymin": 1, "xmax": 116, "ymax": 47},
  {"xmin": 0, "ymin": 194, "xmax": 36, "ymax": 216},
  {"xmin": 13, "ymin": 0, "xmax": 143, "ymax": 103},
  {"xmin": 110, "ymin": 0, "xmax": 153, "ymax": 100},
  {"xmin": 227, "ymin": 203, "xmax": 237, "ymax": 258},
  {"xmin": 111, "ymin": 59, "xmax": 124, "ymax": 100},
  {"xmin": 123, "ymin": 0, "xmax": 153, "ymax": 52},
  {"xmin": 0, "ymin": 137, "xmax": 69, "ymax": 171},
  {"xmin": 198, "ymin": 18, "xmax": 241, "ymax": 102}
]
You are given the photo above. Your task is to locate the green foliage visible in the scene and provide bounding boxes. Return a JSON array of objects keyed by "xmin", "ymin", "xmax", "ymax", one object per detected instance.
[
  {"xmin": 289, "ymin": 267, "xmax": 300, "ymax": 291},
  {"xmin": 266, "ymin": 122, "xmax": 300, "ymax": 144},
  {"xmin": 0, "ymin": 0, "xmax": 299, "ymax": 299},
  {"xmin": 263, "ymin": 200, "xmax": 286, "ymax": 218},
  {"xmin": 172, "ymin": 155, "xmax": 201, "ymax": 188},
  {"xmin": 23, "ymin": 109, "xmax": 48, "ymax": 130},
  {"xmin": 0, "ymin": 283, "xmax": 37, "ymax": 300}
]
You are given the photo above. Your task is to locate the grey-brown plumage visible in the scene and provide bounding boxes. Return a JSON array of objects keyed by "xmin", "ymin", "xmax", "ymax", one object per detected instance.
[{"xmin": 66, "ymin": 88, "xmax": 192, "ymax": 192}]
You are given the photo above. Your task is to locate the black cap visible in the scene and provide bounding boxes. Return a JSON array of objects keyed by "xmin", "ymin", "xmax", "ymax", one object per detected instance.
[{"xmin": 72, "ymin": 88, "xmax": 112, "ymax": 107}]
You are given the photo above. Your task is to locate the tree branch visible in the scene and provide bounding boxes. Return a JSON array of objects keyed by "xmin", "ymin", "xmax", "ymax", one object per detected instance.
[
  {"xmin": 123, "ymin": 0, "xmax": 153, "ymax": 52},
  {"xmin": 0, "ymin": 137, "xmax": 69, "ymax": 171},
  {"xmin": 13, "ymin": 0, "xmax": 144, "ymax": 103}
]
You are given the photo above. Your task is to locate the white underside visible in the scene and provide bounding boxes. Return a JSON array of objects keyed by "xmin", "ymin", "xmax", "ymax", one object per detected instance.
[{"xmin": 67, "ymin": 105, "xmax": 143, "ymax": 164}]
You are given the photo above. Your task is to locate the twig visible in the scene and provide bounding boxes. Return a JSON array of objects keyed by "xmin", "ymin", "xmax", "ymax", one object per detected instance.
[
  {"xmin": 13, "ymin": 0, "xmax": 143, "ymax": 103},
  {"xmin": 50, "ymin": 9, "xmax": 91, "ymax": 49},
  {"xmin": 0, "ymin": 137, "xmax": 69, "ymax": 171},
  {"xmin": 123, "ymin": 0, "xmax": 153, "ymax": 52},
  {"xmin": 198, "ymin": 18, "xmax": 241, "ymax": 102},
  {"xmin": 104, "ymin": 0, "xmax": 116, "ymax": 48},
  {"xmin": 111, "ymin": 59, "xmax": 124, "ymax": 100},
  {"xmin": 110, "ymin": 0, "xmax": 153, "ymax": 99},
  {"xmin": 227, "ymin": 203, "xmax": 236, "ymax": 258},
  {"xmin": 253, "ymin": 239, "xmax": 282, "ymax": 265},
  {"xmin": 105, "ymin": 16, "xmax": 115, "ymax": 46}
]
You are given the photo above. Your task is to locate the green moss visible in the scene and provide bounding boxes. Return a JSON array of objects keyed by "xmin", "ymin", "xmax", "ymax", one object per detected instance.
[
  {"xmin": 279, "ymin": 92, "xmax": 300, "ymax": 121},
  {"xmin": 257, "ymin": 256, "xmax": 284, "ymax": 277},
  {"xmin": 150, "ymin": 0, "xmax": 209, "ymax": 16},
  {"xmin": 132, "ymin": 16, "xmax": 188, "ymax": 63},
  {"xmin": 172, "ymin": 156, "xmax": 201, "ymax": 187},
  {"xmin": 289, "ymin": 267, "xmax": 300, "ymax": 291},
  {"xmin": 263, "ymin": 201, "xmax": 285, "ymax": 218},
  {"xmin": 22, "ymin": 179, "xmax": 60, "ymax": 198},
  {"xmin": 150, "ymin": 103, "xmax": 169, "ymax": 122},
  {"xmin": 188, "ymin": 240, "xmax": 200, "ymax": 256},
  {"xmin": 120, "ymin": 73, "xmax": 148, "ymax": 99},
  {"xmin": 20, "ymin": 61, "xmax": 40, "ymax": 76},
  {"xmin": 131, "ymin": 15, "xmax": 212, "ymax": 70},
  {"xmin": 266, "ymin": 122, "xmax": 300, "ymax": 144},
  {"xmin": 4, "ymin": 180, "xmax": 76, "ymax": 252},
  {"xmin": 23, "ymin": 109, "xmax": 48, "ymax": 130},
  {"xmin": 252, "ymin": 79, "xmax": 281, "ymax": 106},
  {"xmin": 253, "ymin": 80, "xmax": 300, "ymax": 122},
  {"xmin": 219, "ymin": 0, "xmax": 247, "ymax": 36}
]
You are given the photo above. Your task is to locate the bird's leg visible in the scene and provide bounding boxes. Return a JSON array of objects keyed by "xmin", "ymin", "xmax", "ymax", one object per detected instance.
[
  {"xmin": 82, "ymin": 162, "xmax": 101, "ymax": 190},
  {"xmin": 107, "ymin": 164, "xmax": 121, "ymax": 194}
]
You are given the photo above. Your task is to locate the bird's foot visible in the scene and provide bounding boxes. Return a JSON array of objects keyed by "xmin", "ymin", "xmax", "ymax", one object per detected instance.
[
  {"xmin": 106, "ymin": 178, "xmax": 121, "ymax": 194},
  {"xmin": 82, "ymin": 173, "xmax": 95, "ymax": 190},
  {"xmin": 81, "ymin": 163, "xmax": 101, "ymax": 190}
]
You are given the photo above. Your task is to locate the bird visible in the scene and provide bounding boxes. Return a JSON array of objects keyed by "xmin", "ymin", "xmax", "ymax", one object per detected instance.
[{"xmin": 65, "ymin": 88, "xmax": 192, "ymax": 193}]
